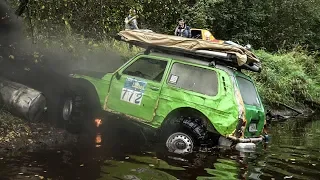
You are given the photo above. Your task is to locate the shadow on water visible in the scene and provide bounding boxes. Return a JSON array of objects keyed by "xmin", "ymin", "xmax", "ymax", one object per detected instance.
[{"xmin": 1, "ymin": 115, "xmax": 320, "ymax": 180}]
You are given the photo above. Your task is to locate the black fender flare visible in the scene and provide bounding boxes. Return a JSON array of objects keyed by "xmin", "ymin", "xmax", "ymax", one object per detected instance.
[{"xmin": 66, "ymin": 77, "xmax": 101, "ymax": 111}]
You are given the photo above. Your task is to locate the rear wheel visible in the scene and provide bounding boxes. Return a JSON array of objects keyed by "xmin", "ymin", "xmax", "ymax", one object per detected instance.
[
  {"xmin": 166, "ymin": 132, "xmax": 195, "ymax": 154},
  {"xmin": 159, "ymin": 116, "xmax": 207, "ymax": 155}
]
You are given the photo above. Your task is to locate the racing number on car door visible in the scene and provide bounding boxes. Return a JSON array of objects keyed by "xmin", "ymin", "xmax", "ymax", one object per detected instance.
[
  {"xmin": 120, "ymin": 77, "xmax": 146, "ymax": 105},
  {"xmin": 106, "ymin": 56, "xmax": 168, "ymax": 121}
]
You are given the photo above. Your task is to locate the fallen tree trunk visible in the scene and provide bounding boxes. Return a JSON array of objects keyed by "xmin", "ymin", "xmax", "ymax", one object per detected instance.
[{"xmin": 0, "ymin": 77, "xmax": 47, "ymax": 122}]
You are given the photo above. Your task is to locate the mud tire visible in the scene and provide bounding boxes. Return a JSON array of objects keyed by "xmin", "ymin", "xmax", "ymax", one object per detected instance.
[
  {"xmin": 58, "ymin": 87, "xmax": 96, "ymax": 134},
  {"xmin": 159, "ymin": 116, "xmax": 207, "ymax": 155}
]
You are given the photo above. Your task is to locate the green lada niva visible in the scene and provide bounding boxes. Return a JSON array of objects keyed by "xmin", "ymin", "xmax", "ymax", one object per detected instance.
[{"xmin": 59, "ymin": 30, "xmax": 268, "ymax": 154}]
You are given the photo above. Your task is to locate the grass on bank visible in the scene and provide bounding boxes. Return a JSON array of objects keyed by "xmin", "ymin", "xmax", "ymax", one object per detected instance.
[{"xmin": 250, "ymin": 49, "xmax": 320, "ymax": 108}]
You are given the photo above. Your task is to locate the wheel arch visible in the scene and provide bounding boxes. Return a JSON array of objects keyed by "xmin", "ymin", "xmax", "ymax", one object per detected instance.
[
  {"xmin": 160, "ymin": 107, "xmax": 218, "ymax": 134},
  {"xmin": 67, "ymin": 77, "xmax": 101, "ymax": 111}
]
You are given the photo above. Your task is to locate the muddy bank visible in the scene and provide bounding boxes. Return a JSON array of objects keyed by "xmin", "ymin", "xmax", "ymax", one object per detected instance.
[{"xmin": 0, "ymin": 110, "xmax": 77, "ymax": 158}]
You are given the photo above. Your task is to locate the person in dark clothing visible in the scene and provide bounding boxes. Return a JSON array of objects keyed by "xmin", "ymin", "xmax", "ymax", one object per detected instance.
[{"xmin": 174, "ymin": 18, "xmax": 191, "ymax": 38}]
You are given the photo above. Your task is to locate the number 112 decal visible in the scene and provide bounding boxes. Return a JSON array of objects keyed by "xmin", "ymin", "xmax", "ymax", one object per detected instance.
[{"xmin": 120, "ymin": 78, "xmax": 147, "ymax": 105}]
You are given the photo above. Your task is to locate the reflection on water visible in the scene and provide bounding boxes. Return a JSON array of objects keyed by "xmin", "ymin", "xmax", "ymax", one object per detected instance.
[
  {"xmin": 95, "ymin": 133, "xmax": 102, "ymax": 147},
  {"xmin": 1, "ymin": 116, "xmax": 320, "ymax": 180},
  {"xmin": 197, "ymin": 158, "xmax": 240, "ymax": 180},
  {"xmin": 99, "ymin": 154, "xmax": 184, "ymax": 180},
  {"xmin": 247, "ymin": 117, "xmax": 320, "ymax": 180},
  {"xmin": 95, "ymin": 118, "xmax": 103, "ymax": 127}
]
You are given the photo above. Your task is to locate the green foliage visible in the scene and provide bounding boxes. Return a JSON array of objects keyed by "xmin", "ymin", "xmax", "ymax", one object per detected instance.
[
  {"xmin": 9, "ymin": 0, "xmax": 320, "ymax": 50},
  {"xmin": 9, "ymin": 0, "xmax": 320, "ymax": 51},
  {"xmin": 205, "ymin": 0, "xmax": 320, "ymax": 51},
  {"xmin": 249, "ymin": 49, "xmax": 320, "ymax": 107}
]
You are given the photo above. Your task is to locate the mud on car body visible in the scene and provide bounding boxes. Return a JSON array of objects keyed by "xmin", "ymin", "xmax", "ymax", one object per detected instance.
[{"xmin": 61, "ymin": 30, "xmax": 268, "ymax": 154}]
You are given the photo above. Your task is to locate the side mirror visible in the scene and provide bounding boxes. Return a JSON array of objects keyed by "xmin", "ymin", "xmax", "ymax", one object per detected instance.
[{"xmin": 115, "ymin": 72, "xmax": 121, "ymax": 80}]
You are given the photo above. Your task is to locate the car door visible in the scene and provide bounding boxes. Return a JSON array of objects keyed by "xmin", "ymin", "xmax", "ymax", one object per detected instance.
[{"xmin": 106, "ymin": 55, "xmax": 169, "ymax": 122}]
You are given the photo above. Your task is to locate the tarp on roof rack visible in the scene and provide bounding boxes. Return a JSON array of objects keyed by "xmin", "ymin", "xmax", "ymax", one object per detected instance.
[{"xmin": 117, "ymin": 30, "xmax": 260, "ymax": 66}]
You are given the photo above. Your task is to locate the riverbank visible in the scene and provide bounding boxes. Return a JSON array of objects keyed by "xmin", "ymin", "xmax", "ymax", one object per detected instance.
[
  {"xmin": 0, "ymin": 110, "xmax": 77, "ymax": 157},
  {"xmin": 251, "ymin": 49, "xmax": 320, "ymax": 110}
]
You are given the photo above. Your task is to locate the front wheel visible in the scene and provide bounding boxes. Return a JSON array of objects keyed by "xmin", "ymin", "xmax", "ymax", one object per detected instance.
[
  {"xmin": 62, "ymin": 97, "xmax": 73, "ymax": 122},
  {"xmin": 59, "ymin": 88, "xmax": 96, "ymax": 134}
]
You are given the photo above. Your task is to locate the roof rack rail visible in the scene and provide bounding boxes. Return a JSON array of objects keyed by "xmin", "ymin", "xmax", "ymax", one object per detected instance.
[{"xmin": 141, "ymin": 44, "xmax": 261, "ymax": 73}]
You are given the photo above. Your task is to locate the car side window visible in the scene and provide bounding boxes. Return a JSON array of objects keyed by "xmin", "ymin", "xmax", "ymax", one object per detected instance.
[
  {"xmin": 122, "ymin": 57, "xmax": 168, "ymax": 82},
  {"xmin": 236, "ymin": 76, "xmax": 261, "ymax": 107},
  {"xmin": 167, "ymin": 63, "xmax": 219, "ymax": 96}
]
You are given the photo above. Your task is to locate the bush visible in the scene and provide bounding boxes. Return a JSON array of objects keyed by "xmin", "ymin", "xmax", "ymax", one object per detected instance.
[{"xmin": 249, "ymin": 48, "xmax": 320, "ymax": 107}]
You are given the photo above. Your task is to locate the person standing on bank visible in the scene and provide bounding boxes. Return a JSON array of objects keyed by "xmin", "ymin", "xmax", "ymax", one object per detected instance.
[
  {"xmin": 125, "ymin": 8, "xmax": 139, "ymax": 30},
  {"xmin": 174, "ymin": 18, "xmax": 191, "ymax": 38}
]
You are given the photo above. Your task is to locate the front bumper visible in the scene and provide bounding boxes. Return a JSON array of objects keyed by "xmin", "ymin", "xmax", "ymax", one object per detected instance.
[
  {"xmin": 225, "ymin": 135, "xmax": 269, "ymax": 152},
  {"xmin": 218, "ymin": 135, "xmax": 269, "ymax": 152},
  {"xmin": 226, "ymin": 135, "xmax": 267, "ymax": 143}
]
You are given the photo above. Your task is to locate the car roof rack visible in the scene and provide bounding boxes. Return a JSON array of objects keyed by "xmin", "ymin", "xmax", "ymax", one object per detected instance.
[
  {"xmin": 114, "ymin": 30, "xmax": 262, "ymax": 73},
  {"xmin": 145, "ymin": 45, "xmax": 260, "ymax": 72}
]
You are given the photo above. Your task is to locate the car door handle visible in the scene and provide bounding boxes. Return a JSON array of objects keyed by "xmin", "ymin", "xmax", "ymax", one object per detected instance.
[{"xmin": 150, "ymin": 86, "xmax": 160, "ymax": 91}]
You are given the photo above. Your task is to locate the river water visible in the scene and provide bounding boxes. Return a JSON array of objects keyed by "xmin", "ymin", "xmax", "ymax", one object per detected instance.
[{"xmin": 1, "ymin": 115, "xmax": 320, "ymax": 180}]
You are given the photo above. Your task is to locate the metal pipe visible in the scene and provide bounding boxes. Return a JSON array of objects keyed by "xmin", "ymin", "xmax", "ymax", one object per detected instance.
[
  {"xmin": 0, "ymin": 77, "xmax": 47, "ymax": 122},
  {"xmin": 195, "ymin": 50, "xmax": 229, "ymax": 59},
  {"xmin": 226, "ymin": 135, "xmax": 264, "ymax": 143}
]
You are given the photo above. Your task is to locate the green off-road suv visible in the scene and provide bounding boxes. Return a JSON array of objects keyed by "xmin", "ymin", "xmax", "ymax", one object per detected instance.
[{"xmin": 60, "ymin": 30, "xmax": 268, "ymax": 154}]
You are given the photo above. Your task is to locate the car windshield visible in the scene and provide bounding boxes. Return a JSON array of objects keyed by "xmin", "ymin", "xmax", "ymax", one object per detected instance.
[{"xmin": 236, "ymin": 76, "xmax": 261, "ymax": 107}]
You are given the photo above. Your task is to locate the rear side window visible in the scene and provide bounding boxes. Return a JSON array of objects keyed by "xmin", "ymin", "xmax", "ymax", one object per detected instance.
[
  {"xmin": 167, "ymin": 63, "xmax": 218, "ymax": 96},
  {"xmin": 236, "ymin": 76, "xmax": 260, "ymax": 107}
]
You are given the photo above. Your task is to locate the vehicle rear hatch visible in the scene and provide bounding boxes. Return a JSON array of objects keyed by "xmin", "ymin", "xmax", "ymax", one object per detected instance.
[{"xmin": 235, "ymin": 74, "xmax": 265, "ymax": 138}]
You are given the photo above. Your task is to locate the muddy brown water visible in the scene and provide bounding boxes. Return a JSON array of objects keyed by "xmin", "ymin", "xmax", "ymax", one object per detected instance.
[{"xmin": 0, "ymin": 115, "xmax": 320, "ymax": 180}]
